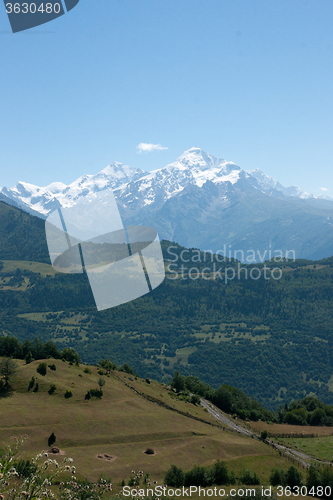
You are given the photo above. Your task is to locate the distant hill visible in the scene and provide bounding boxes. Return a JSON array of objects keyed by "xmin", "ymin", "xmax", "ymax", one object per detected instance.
[{"xmin": 1, "ymin": 202, "xmax": 333, "ymax": 409}]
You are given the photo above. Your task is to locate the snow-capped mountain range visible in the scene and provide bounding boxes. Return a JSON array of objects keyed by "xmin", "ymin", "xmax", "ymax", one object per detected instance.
[
  {"xmin": 2, "ymin": 148, "xmax": 333, "ymax": 261},
  {"xmin": 0, "ymin": 147, "xmax": 326, "ymax": 215},
  {"xmin": 1, "ymin": 162, "xmax": 145, "ymax": 216}
]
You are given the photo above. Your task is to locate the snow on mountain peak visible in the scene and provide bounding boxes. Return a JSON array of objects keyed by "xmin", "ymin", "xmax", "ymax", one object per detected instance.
[
  {"xmin": 0, "ymin": 149, "xmax": 323, "ymax": 217},
  {"xmin": 1, "ymin": 161, "xmax": 146, "ymax": 215},
  {"xmin": 249, "ymin": 168, "xmax": 313, "ymax": 199}
]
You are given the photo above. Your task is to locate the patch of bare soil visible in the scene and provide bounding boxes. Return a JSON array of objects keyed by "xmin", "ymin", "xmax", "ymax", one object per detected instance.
[
  {"xmin": 47, "ymin": 447, "xmax": 65, "ymax": 455},
  {"xmin": 96, "ymin": 453, "xmax": 117, "ymax": 462}
]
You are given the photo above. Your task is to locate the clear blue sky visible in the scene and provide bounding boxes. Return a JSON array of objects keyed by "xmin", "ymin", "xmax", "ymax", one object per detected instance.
[{"xmin": 1, "ymin": 0, "xmax": 333, "ymax": 196}]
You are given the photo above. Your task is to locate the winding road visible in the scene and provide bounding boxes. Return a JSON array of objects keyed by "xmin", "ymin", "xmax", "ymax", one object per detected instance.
[{"xmin": 200, "ymin": 399, "xmax": 332, "ymax": 469}]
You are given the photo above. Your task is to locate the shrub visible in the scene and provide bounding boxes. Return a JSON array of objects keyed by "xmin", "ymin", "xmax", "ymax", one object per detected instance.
[
  {"xmin": 48, "ymin": 384, "xmax": 56, "ymax": 395},
  {"xmin": 0, "ymin": 357, "xmax": 18, "ymax": 392},
  {"xmin": 144, "ymin": 447, "xmax": 154, "ymax": 455},
  {"xmin": 190, "ymin": 394, "xmax": 200, "ymax": 405},
  {"xmin": 28, "ymin": 376, "xmax": 35, "ymax": 391},
  {"xmin": 306, "ymin": 465, "xmax": 320, "ymax": 490},
  {"xmin": 285, "ymin": 466, "xmax": 303, "ymax": 487},
  {"xmin": 270, "ymin": 468, "xmax": 286, "ymax": 487},
  {"xmin": 164, "ymin": 465, "xmax": 184, "ymax": 487},
  {"xmin": 33, "ymin": 382, "xmax": 39, "ymax": 393},
  {"xmin": 119, "ymin": 363, "xmax": 134, "ymax": 375},
  {"xmin": 24, "ymin": 351, "xmax": 34, "ymax": 364},
  {"xmin": 284, "ymin": 410, "xmax": 307, "ymax": 426},
  {"xmin": 64, "ymin": 390, "xmax": 72, "ymax": 399},
  {"xmin": 13, "ymin": 459, "xmax": 37, "ymax": 478},
  {"xmin": 48, "ymin": 432, "xmax": 56, "ymax": 447},
  {"xmin": 61, "ymin": 347, "xmax": 80, "ymax": 366},
  {"xmin": 85, "ymin": 388, "xmax": 103, "ymax": 399},
  {"xmin": 84, "ymin": 367, "xmax": 92, "ymax": 374},
  {"xmin": 170, "ymin": 370, "xmax": 185, "ymax": 393},
  {"xmin": 184, "ymin": 465, "xmax": 210, "ymax": 487},
  {"xmin": 48, "ymin": 364, "xmax": 56, "ymax": 371},
  {"xmin": 261, "ymin": 430, "xmax": 268, "ymax": 440},
  {"xmin": 98, "ymin": 377, "xmax": 106, "ymax": 388},
  {"xmin": 239, "ymin": 470, "xmax": 260, "ymax": 485},
  {"xmin": 37, "ymin": 362, "xmax": 47, "ymax": 376},
  {"xmin": 99, "ymin": 359, "xmax": 117, "ymax": 371},
  {"xmin": 212, "ymin": 460, "xmax": 231, "ymax": 485}
]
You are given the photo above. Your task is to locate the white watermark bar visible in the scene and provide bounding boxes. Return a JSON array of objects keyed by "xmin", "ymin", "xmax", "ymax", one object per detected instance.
[{"xmin": 122, "ymin": 485, "xmax": 274, "ymax": 497}]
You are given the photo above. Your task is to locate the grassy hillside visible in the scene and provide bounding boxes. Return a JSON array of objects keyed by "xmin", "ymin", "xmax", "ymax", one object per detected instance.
[{"xmin": 0, "ymin": 357, "xmax": 297, "ymax": 490}]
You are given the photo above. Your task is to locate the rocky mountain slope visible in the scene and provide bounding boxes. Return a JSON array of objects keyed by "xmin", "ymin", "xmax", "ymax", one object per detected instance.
[{"xmin": 2, "ymin": 148, "xmax": 333, "ymax": 261}]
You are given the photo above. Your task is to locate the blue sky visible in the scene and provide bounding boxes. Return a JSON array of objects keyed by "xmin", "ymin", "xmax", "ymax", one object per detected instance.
[{"xmin": 1, "ymin": 0, "xmax": 333, "ymax": 196}]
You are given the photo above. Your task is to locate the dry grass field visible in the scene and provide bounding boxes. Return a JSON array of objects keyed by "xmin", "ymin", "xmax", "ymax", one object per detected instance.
[
  {"xmin": 248, "ymin": 420, "xmax": 333, "ymax": 437},
  {"xmin": 0, "ymin": 358, "xmax": 299, "ymax": 495}
]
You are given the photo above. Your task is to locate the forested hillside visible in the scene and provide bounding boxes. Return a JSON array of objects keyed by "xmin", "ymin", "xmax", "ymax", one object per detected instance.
[{"xmin": 1, "ymin": 201, "xmax": 333, "ymax": 409}]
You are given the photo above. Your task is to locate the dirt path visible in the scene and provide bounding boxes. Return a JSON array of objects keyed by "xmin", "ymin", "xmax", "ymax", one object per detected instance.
[{"xmin": 200, "ymin": 399, "xmax": 332, "ymax": 469}]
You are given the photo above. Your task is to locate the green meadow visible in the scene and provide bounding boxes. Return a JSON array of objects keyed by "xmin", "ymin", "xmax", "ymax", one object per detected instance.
[{"xmin": 0, "ymin": 358, "xmax": 294, "ymax": 492}]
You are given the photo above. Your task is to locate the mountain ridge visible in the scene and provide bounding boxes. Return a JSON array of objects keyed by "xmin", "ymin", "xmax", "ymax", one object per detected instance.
[
  {"xmin": 2, "ymin": 148, "xmax": 333, "ymax": 261},
  {"xmin": 2, "ymin": 148, "xmax": 324, "ymax": 215}
]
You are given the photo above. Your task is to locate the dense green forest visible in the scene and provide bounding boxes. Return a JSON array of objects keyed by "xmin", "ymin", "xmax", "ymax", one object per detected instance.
[{"xmin": 1, "ymin": 200, "xmax": 333, "ymax": 409}]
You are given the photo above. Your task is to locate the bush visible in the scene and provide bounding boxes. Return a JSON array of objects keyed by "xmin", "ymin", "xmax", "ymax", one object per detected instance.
[
  {"xmin": 99, "ymin": 359, "xmax": 117, "ymax": 371},
  {"xmin": 285, "ymin": 466, "xmax": 302, "ymax": 487},
  {"xmin": 28, "ymin": 376, "xmax": 35, "ymax": 391},
  {"xmin": 261, "ymin": 430, "xmax": 268, "ymax": 440},
  {"xmin": 48, "ymin": 364, "xmax": 56, "ymax": 371},
  {"xmin": 306, "ymin": 465, "xmax": 320, "ymax": 490},
  {"xmin": 212, "ymin": 460, "xmax": 232, "ymax": 485},
  {"xmin": 190, "ymin": 394, "xmax": 200, "ymax": 405},
  {"xmin": 98, "ymin": 377, "xmax": 105, "ymax": 388},
  {"xmin": 170, "ymin": 371, "xmax": 185, "ymax": 393},
  {"xmin": 48, "ymin": 384, "xmax": 56, "ymax": 395},
  {"xmin": 13, "ymin": 459, "xmax": 37, "ymax": 478},
  {"xmin": 164, "ymin": 465, "xmax": 184, "ymax": 487},
  {"xmin": 33, "ymin": 382, "xmax": 39, "ymax": 393},
  {"xmin": 119, "ymin": 363, "xmax": 134, "ymax": 375},
  {"xmin": 184, "ymin": 465, "xmax": 210, "ymax": 487},
  {"xmin": 85, "ymin": 389, "xmax": 103, "ymax": 399},
  {"xmin": 284, "ymin": 410, "xmax": 307, "ymax": 426},
  {"xmin": 270, "ymin": 469, "xmax": 286, "ymax": 487},
  {"xmin": 48, "ymin": 432, "xmax": 56, "ymax": 447},
  {"xmin": 37, "ymin": 362, "xmax": 47, "ymax": 376},
  {"xmin": 61, "ymin": 347, "xmax": 80, "ymax": 366},
  {"xmin": 24, "ymin": 351, "xmax": 34, "ymax": 364},
  {"xmin": 239, "ymin": 470, "xmax": 260, "ymax": 485},
  {"xmin": 64, "ymin": 390, "xmax": 72, "ymax": 399},
  {"xmin": 84, "ymin": 367, "xmax": 92, "ymax": 374}
]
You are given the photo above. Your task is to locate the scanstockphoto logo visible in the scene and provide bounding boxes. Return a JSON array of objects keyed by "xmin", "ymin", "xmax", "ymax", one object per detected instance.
[
  {"xmin": 3, "ymin": 0, "xmax": 79, "ymax": 33},
  {"xmin": 44, "ymin": 190, "xmax": 165, "ymax": 312}
]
